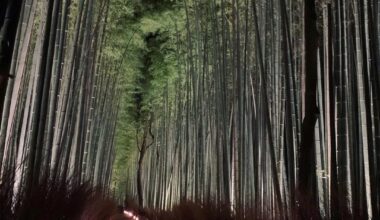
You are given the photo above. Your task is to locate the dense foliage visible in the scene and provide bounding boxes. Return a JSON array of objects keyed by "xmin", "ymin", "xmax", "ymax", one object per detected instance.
[{"xmin": 105, "ymin": 0, "xmax": 186, "ymax": 199}]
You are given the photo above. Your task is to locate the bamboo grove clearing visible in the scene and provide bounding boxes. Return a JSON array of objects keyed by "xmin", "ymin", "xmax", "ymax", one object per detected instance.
[{"xmin": 0, "ymin": 0, "xmax": 380, "ymax": 219}]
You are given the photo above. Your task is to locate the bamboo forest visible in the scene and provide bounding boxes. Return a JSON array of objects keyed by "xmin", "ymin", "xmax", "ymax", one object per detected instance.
[{"xmin": 0, "ymin": 0, "xmax": 379, "ymax": 219}]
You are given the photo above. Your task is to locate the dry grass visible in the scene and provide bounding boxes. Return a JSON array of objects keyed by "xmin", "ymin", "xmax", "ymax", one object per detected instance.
[
  {"xmin": 0, "ymin": 172, "xmax": 363, "ymax": 219},
  {"xmin": 0, "ymin": 172, "xmax": 126, "ymax": 220}
]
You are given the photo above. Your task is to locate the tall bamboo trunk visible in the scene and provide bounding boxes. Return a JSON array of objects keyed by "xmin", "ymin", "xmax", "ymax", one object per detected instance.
[
  {"xmin": 297, "ymin": 0, "xmax": 320, "ymax": 218},
  {"xmin": 0, "ymin": 0, "xmax": 22, "ymax": 123}
]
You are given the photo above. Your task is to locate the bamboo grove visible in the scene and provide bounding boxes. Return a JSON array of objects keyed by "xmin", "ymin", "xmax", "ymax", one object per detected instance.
[
  {"xmin": 0, "ymin": 0, "xmax": 118, "ymax": 197},
  {"xmin": 119, "ymin": 0, "xmax": 380, "ymax": 219},
  {"xmin": 1, "ymin": 0, "xmax": 380, "ymax": 219}
]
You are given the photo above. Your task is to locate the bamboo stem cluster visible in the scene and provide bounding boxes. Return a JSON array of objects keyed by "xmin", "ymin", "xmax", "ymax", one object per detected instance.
[
  {"xmin": 123, "ymin": 0, "xmax": 380, "ymax": 218},
  {"xmin": 0, "ymin": 0, "xmax": 117, "ymax": 196}
]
